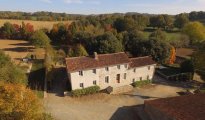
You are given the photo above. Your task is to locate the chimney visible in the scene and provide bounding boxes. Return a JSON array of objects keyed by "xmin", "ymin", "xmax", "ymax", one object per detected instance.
[{"xmin": 94, "ymin": 52, "xmax": 98, "ymax": 60}]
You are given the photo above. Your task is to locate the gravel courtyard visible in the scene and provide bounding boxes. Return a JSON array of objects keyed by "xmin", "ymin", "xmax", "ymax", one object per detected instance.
[{"xmin": 43, "ymin": 83, "xmax": 185, "ymax": 120}]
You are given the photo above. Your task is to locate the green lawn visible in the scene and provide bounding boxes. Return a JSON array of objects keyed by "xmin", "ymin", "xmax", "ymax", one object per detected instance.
[{"xmin": 143, "ymin": 31, "xmax": 181, "ymax": 42}]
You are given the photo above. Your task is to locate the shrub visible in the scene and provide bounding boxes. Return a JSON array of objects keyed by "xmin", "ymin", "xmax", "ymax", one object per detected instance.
[
  {"xmin": 180, "ymin": 60, "xmax": 194, "ymax": 73},
  {"xmin": 132, "ymin": 80, "xmax": 152, "ymax": 87},
  {"xmin": 71, "ymin": 86, "xmax": 100, "ymax": 97}
]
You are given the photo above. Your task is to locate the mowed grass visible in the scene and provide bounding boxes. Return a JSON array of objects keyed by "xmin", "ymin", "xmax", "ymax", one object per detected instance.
[
  {"xmin": 143, "ymin": 31, "xmax": 181, "ymax": 42},
  {"xmin": 0, "ymin": 39, "xmax": 34, "ymax": 64},
  {"xmin": 0, "ymin": 19, "xmax": 73, "ymax": 30}
]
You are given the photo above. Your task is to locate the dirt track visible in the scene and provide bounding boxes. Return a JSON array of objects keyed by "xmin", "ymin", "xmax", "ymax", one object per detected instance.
[{"xmin": 44, "ymin": 84, "xmax": 185, "ymax": 120}]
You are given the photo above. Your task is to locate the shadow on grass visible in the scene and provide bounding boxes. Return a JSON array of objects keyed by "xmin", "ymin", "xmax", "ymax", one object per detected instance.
[{"xmin": 3, "ymin": 47, "xmax": 34, "ymax": 52}]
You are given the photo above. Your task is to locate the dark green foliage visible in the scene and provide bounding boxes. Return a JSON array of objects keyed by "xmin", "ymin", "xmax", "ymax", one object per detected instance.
[
  {"xmin": 96, "ymin": 32, "xmax": 123, "ymax": 54},
  {"xmin": 1, "ymin": 22, "xmax": 15, "ymax": 38},
  {"xmin": 30, "ymin": 30, "xmax": 50, "ymax": 48},
  {"xmin": 149, "ymin": 39, "xmax": 171, "ymax": 63},
  {"xmin": 174, "ymin": 13, "xmax": 189, "ymax": 29},
  {"xmin": 68, "ymin": 44, "xmax": 88, "ymax": 57},
  {"xmin": 71, "ymin": 86, "xmax": 100, "ymax": 97},
  {"xmin": 180, "ymin": 60, "xmax": 194, "ymax": 73},
  {"xmin": 124, "ymin": 30, "xmax": 147, "ymax": 56},
  {"xmin": 132, "ymin": 80, "xmax": 151, "ymax": 87},
  {"xmin": 149, "ymin": 29, "xmax": 167, "ymax": 41}
]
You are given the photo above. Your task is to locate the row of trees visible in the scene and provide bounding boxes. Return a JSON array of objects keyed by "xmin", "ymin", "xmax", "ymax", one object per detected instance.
[{"xmin": 0, "ymin": 22, "xmax": 34, "ymax": 39}]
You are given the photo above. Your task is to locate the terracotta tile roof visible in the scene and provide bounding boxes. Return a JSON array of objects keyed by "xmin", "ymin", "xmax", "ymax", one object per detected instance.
[
  {"xmin": 145, "ymin": 93, "xmax": 205, "ymax": 120},
  {"xmin": 176, "ymin": 48, "xmax": 195, "ymax": 58},
  {"xmin": 129, "ymin": 56, "xmax": 156, "ymax": 68},
  {"xmin": 66, "ymin": 52, "xmax": 130, "ymax": 72},
  {"xmin": 66, "ymin": 53, "xmax": 156, "ymax": 72}
]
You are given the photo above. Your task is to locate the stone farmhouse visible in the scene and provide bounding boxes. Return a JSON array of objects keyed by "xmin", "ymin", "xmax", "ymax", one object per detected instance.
[{"xmin": 66, "ymin": 52, "xmax": 156, "ymax": 90}]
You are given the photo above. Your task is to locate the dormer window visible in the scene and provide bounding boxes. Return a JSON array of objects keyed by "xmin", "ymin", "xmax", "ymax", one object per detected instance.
[
  {"xmin": 117, "ymin": 65, "xmax": 120, "ymax": 69},
  {"xmin": 105, "ymin": 67, "xmax": 109, "ymax": 71},
  {"xmin": 79, "ymin": 71, "xmax": 83, "ymax": 76}
]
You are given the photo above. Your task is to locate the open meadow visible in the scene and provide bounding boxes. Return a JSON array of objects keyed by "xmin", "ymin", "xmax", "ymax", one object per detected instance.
[
  {"xmin": 0, "ymin": 19, "xmax": 72, "ymax": 30},
  {"xmin": 0, "ymin": 39, "xmax": 34, "ymax": 63}
]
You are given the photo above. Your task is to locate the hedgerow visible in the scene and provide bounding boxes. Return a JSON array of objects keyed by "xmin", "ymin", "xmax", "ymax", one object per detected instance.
[
  {"xmin": 71, "ymin": 85, "xmax": 100, "ymax": 97},
  {"xmin": 132, "ymin": 80, "xmax": 151, "ymax": 87}
]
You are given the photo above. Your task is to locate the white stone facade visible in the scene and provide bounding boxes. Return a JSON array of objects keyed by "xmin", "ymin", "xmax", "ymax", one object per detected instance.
[{"xmin": 68, "ymin": 63, "xmax": 156, "ymax": 90}]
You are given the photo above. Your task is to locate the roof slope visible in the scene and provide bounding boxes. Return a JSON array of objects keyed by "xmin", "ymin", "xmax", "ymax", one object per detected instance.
[
  {"xmin": 145, "ymin": 93, "xmax": 205, "ymax": 120},
  {"xmin": 66, "ymin": 52, "xmax": 130, "ymax": 72},
  {"xmin": 129, "ymin": 56, "xmax": 156, "ymax": 68},
  {"xmin": 176, "ymin": 48, "xmax": 194, "ymax": 58}
]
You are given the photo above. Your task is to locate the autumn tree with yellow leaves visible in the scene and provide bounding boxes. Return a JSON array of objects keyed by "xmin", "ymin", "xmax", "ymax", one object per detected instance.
[{"xmin": 0, "ymin": 83, "xmax": 53, "ymax": 120}]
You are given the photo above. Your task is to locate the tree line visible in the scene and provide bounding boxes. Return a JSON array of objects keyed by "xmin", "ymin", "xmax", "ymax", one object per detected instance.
[
  {"xmin": 1, "ymin": 13, "xmax": 205, "ymax": 64},
  {"xmin": 1, "ymin": 11, "xmax": 205, "ymax": 23}
]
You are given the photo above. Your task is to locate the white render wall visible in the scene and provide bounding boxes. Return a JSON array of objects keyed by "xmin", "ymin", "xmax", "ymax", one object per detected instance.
[{"xmin": 68, "ymin": 64, "xmax": 156, "ymax": 90}]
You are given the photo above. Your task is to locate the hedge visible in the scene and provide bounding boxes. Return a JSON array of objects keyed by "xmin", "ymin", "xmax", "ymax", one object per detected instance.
[
  {"xmin": 132, "ymin": 80, "xmax": 151, "ymax": 87},
  {"xmin": 71, "ymin": 85, "xmax": 100, "ymax": 97}
]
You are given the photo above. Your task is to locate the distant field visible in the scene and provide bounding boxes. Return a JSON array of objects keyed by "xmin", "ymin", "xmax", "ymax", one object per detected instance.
[
  {"xmin": 0, "ymin": 39, "xmax": 45, "ymax": 64},
  {"xmin": 0, "ymin": 19, "xmax": 72, "ymax": 30},
  {"xmin": 0, "ymin": 39, "xmax": 34, "ymax": 63}
]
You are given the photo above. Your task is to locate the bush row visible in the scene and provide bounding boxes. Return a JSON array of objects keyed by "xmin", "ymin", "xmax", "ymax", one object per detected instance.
[
  {"xmin": 132, "ymin": 80, "xmax": 152, "ymax": 87},
  {"xmin": 71, "ymin": 85, "xmax": 100, "ymax": 97}
]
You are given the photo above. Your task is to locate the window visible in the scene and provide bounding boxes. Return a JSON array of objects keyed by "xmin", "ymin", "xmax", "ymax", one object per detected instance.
[
  {"xmin": 148, "ymin": 66, "xmax": 151, "ymax": 70},
  {"xmin": 79, "ymin": 71, "xmax": 83, "ymax": 76},
  {"xmin": 140, "ymin": 77, "xmax": 142, "ymax": 81},
  {"xmin": 80, "ymin": 83, "xmax": 84, "ymax": 88},
  {"xmin": 93, "ymin": 80, "xmax": 97, "ymax": 85},
  {"xmin": 105, "ymin": 67, "xmax": 109, "ymax": 71},
  {"xmin": 147, "ymin": 75, "xmax": 150, "ymax": 80},
  {"xmin": 105, "ymin": 76, "xmax": 109, "ymax": 83},
  {"xmin": 133, "ymin": 69, "xmax": 136, "ymax": 72},
  {"xmin": 133, "ymin": 79, "xmax": 135, "ymax": 83},
  {"xmin": 124, "ymin": 73, "xmax": 127, "ymax": 79},
  {"xmin": 116, "ymin": 74, "xmax": 120, "ymax": 83},
  {"xmin": 93, "ymin": 69, "xmax": 96, "ymax": 74},
  {"xmin": 117, "ymin": 65, "xmax": 120, "ymax": 69},
  {"xmin": 124, "ymin": 64, "xmax": 128, "ymax": 68}
]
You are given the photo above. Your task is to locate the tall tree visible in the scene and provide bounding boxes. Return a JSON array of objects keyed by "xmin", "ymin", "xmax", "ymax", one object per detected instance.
[
  {"xmin": 174, "ymin": 13, "xmax": 189, "ymax": 29},
  {"xmin": 0, "ymin": 83, "xmax": 52, "ymax": 120},
  {"xmin": 30, "ymin": 30, "xmax": 50, "ymax": 48},
  {"xmin": 96, "ymin": 32, "xmax": 123, "ymax": 54},
  {"xmin": 182, "ymin": 22, "xmax": 205, "ymax": 44}
]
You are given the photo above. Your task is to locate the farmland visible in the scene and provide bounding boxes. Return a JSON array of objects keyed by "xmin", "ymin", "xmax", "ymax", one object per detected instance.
[
  {"xmin": 0, "ymin": 39, "xmax": 34, "ymax": 64},
  {"xmin": 0, "ymin": 19, "xmax": 72, "ymax": 30}
]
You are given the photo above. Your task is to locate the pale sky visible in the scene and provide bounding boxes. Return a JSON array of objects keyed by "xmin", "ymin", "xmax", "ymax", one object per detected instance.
[{"xmin": 0, "ymin": 0, "xmax": 205, "ymax": 15}]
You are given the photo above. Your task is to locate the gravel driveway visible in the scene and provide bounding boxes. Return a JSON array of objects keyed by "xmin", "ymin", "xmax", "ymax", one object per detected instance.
[{"xmin": 43, "ymin": 83, "xmax": 185, "ymax": 120}]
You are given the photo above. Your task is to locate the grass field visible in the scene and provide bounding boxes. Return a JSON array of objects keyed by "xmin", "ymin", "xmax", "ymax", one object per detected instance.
[
  {"xmin": 0, "ymin": 39, "xmax": 34, "ymax": 63},
  {"xmin": 144, "ymin": 31, "xmax": 181, "ymax": 42},
  {"xmin": 0, "ymin": 19, "xmax": 72, "ymax": 30}
]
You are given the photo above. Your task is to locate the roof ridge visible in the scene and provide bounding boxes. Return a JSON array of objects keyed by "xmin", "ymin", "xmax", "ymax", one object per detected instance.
[
  {"xmin": 130, "ymin": 56, "xmax": 151, "ymax": 60},
  {"xmin": 65, "ymin": 56, "xmax": 89, "ymax": 60},
  {"xmin": 97, "ymin": 52, "xmax": 126, "ymax": 56}
]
